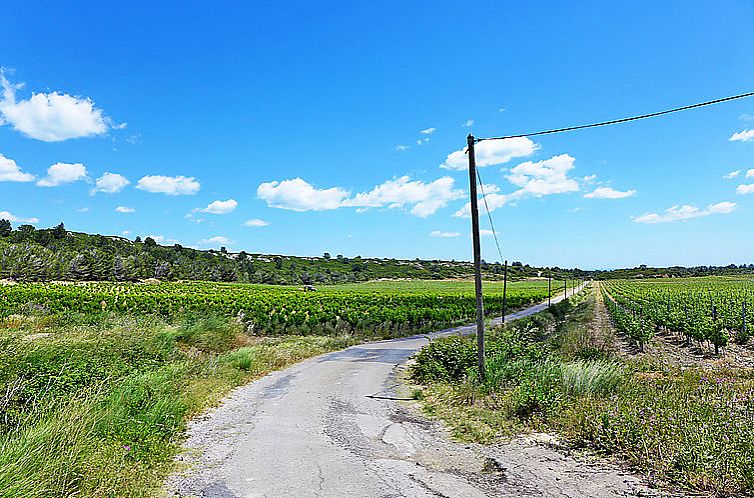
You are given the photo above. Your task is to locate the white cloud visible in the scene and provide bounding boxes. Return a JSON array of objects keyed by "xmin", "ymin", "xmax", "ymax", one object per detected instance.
[
  {"xmin": 453, "ymin": 192, "xmax": 508, "ymax": 218},
  {"xmin": 136, "ymin": 175, "xmax": 200, "ymax": 195},
  {"xmin": 740, "ymin": 114, "xmax": 754, "ymax": 122},
  {"xmin": 507, "ymin": 154, "xmax": 579, "ymax": 197},
  {"xmin": 243, "ymin": 218, "xmax": 270, "ymax": 227},
  {"xmin": 93, "ymin": 172, "xmax": 129, "ymax": 193},
  {"xmin": 430, "ymin": 230, "xmax": 460, "ymax": 238},
  {"xmin": 440, "ymin": 137, "xmax": 538, "ymax": 170},
  {"xmin": 0, "ymin": 153, "xmax": 34, "ymax": 182},
  {"xmin": 395, "ymin": 144, "xmax": 409, "ymax": 151},
  {"xmin": 724, "ymin": 170, "xmax": 741, "ymax": 179},
  {"xmin": 346, "ymin": 176, "xmax": 464, "ymax": 217},
  {"xmin": 462, "ymin": 119, "xmax": 474, "ymax": 127},
  {"xmin": 480, "ymin": 229, "xmax": 494, "ymax": 236},
  {"xmin": 257, "ymin": 178, "xmax": 350, "ymax": 212},
  {"xmin": 736, "ymin": 184, "xmax": 754, "ymax": 195},
  {"xmin": 115, "ymin": 206, "xmax": 135, "ymax": 213},
  {"xmin": 498, "ymin": 107, "xmax": 506, "ymax": 112},
  {"xmin": 745, "ymin": 169, "xmax": 754, "ymax": 179},
  {"xmin": 122, "ymin": 230, "xmax": 131, "ymax": 236},
  {"xmin": 417, "ymin": 137, "xmax": 430, "ymax": 145},
  {"xmin": 195, "ymin": 199, "xmax": 237, "ymax": 214},
  {"xmin": 632, "ymin": 201, "xmax": 737, "ymax": 224},
  {"xmin": 37, "ymin": 162, "xmax": 87, "ymax": 187},
  {"xmin": 454, "ymin": 154, "xmax": 579, "ymax": 217},
  {"xmin": 0, "ymin": 72, "xmax": 112, "ymax": 142},
  {"xmin": 259, "ymin": 176, "xmax": 464, "ymax": 217},
  {"xmin": 0, "ymin": 210, "xmax": 38, "ymax": 223},
  {"xmin": 420, "ymin": 127, "xmax": 436, "ymax": 135},
  {"xmin": 199, "ymin": 235, "xmax": 232, "ymax": 246},
  {"xmin": 76, "ymin": 207, "xmax": 89, "ymax": 213},
  {"xmin": 584, "ymin": 186, "xmax": 637, "ymax": 199},
  {"xmin": 730, "ymin": 130, "xmax": 754, "ymax": 142}
]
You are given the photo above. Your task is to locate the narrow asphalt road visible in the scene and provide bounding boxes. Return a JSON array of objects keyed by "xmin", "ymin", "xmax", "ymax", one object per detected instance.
[{"xmin": 166, "ymin": 285, "xmax": 669, "ymax": 498}]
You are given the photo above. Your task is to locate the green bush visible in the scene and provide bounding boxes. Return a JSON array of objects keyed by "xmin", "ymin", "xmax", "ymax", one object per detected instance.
[{"xmin": 411, "ymin": 336, "xmax": 477, "ymax": 382}]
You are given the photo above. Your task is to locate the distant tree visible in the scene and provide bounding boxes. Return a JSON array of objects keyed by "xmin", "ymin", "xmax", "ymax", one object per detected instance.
[
  {"xmin": 323, "ymin": 252, "xmax": 331, "ymax": 260},
  {"xmin": 68, "ymin": 254, "xmax": 92, "ymax": 280},
  {"xmin": 144, "ymin": 237, "xmax": 157, "ymax": 247},
  {"xmin": 154, "ymin": 262, "xmax": 172, "ymax": 280},
  {"xmin": 237, "ymin": 250, "xmax": 248, "ymax": 260},
  {"xmin": 173, "ymin": 243, "xmax": 183, "ymax": 251},
  {"xmin": 0, "ymin": 219, "xmax": 12, "ymax": 237},
  {"xmin": 220, "ymin": 246, "xmax": 227, "ymax": 254},
  {"xmin": 274, "ymin": 256, "xmax": 283, "ymax": 270},
  {"xmin": 51, "ymin": 222, "xmax": 66, "ymax": 240},
  {"xmin": 134, "ymin": 236, "xmax": 142, "ymax": 243}
]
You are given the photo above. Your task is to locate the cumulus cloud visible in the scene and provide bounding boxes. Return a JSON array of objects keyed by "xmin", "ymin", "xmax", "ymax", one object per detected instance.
[
  {"xmin": 258, "ymin": 178, "xmax": 349, "ymax": 212},
  {"xmin": 507, "ymin": 154, "xmax": 579, "ymax": 196},
  {"xmin": 430, "ymin": 230, "xmax": 460, "ymax": 238},
  {"xmin": 583, "ymin": 186, "xmax": 637, "ymax": 199},
  {"xmin": 93, "ymin": 172, "xmax": 129, "ymax": 193},
  {"xmin": 115, "ymin": 206, "xmax": 135, "ymax": 213},
  {"xmin": 195, "ymin": 199, "xmax": 238, "ymax": 214},
  {"xmin": 0, "ymin": 210, "xmax": 38, "ymax": 223},
  {"xmin": 736, "ymin": 184, "xmax": 754, "ymax": 195},
  {"xmin": 0, "ymin": 72, "xmax": 113, "ymax": 142},
  {"xmin": 440, "ymin": 137, "xmax": 538, "ymax": 170},
  {"xmin": 243, "ymin": 218, "xmax": 270, "ymax": 227},
  {"xmin": 136, "ymin": 175, "xmax": 200, "ymax": 195},
  {"xmin": 346, "ymin": 176, "xmax": 464, "ymax": 217},
  {"xmin": 730, "ymin": 130, "xmax": 754, "ymax": 142},
  {"xmin": 258, "ymin": 176, "xmax": 464, "ymax": 217},
  {"xmin": 632, "ymin": 201, "xmax": 737, "ymax": 224},
  {"xmin": 454, "ymin": 154, "xmax": 579, "ymax": 217},
  {"xmin": 0, "ymin": 153, "xmax": 34, "ymax": 182},
  {"xmin": 745, "ymin": 169, "xmax": 754, "ymax": 179},
  {"xmin": 724, "ymin": 170, "xmax": 741, "ymax": 179},
  {"xmin": 37, "ymin": 162, "xmax": 87, "ymax": 187},
  {"xmin": 199, "ymin": 235, "xmax": 232, "ymax": 246}
]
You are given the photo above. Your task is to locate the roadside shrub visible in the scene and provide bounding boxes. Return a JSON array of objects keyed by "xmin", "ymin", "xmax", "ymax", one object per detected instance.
[{"xmin": 412, "ymin": 336, "xmax": 476, "ymax": 382}]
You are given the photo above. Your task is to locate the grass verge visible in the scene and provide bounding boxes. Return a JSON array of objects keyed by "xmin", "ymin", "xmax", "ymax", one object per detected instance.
[{"xmin": 0, "ymin": 313, "xmax": 355, "ymax": 497}]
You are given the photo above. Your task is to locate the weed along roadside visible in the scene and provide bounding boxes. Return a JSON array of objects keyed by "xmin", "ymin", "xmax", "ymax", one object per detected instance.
[{"xmin": 410, "ymin": 283, "xmax": 754, "ymax": 496}]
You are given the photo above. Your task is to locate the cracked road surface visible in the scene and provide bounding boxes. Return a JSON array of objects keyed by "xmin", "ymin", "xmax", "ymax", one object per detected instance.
[{"xmin": 166, "ymin": 287, "xmax": 673, "ymax": 497}]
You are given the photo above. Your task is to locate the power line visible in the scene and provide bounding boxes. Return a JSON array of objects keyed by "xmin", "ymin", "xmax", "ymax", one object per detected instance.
[
  {"xmin": 475, "ymin": 169, "xmax": 504, "ymax": 265},
  {"xmin": 476, "ymin": 91, "xmax": 754, "ymax": 142}
]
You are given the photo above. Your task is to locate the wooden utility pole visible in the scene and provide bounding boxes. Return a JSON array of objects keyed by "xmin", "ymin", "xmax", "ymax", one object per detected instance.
[
  {"xmin": 467, "ymin": 134, "xmax": 485, "ymax": 379},
  {"xmin": 502, "ymin": 260, "xmax": 508, "ymax": 323}
]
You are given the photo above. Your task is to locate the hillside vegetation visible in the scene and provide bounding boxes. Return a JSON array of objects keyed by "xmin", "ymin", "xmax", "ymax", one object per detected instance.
[{"xmin": 0, "ymin": 222, "xmax": 575, "ymax": 284}]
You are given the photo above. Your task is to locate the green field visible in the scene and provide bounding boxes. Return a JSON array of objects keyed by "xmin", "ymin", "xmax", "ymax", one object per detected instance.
[
  {"xmin": 602, "ymin": 276, "xmax": 754, "ymax": 353},
  {"xmin": 0, "ymin": 278, "xmax": 559, "ymax": 497}
]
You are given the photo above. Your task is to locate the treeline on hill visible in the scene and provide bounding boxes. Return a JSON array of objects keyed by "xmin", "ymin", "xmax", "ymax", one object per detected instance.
[
  {"xmin": 0, "ymin": 222, "xmax": 578, "ymax": 284},
  {"xmin": 591, "ymin": 264, "xmax": 754, "ymax": 279}
]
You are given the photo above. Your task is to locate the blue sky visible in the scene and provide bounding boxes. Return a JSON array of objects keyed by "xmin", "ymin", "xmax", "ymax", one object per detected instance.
[{"xmin": 1, "ymin": 1, "xmax": 754, "ymax": 269}]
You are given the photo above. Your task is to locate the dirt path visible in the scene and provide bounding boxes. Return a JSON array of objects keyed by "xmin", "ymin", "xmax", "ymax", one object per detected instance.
[{"xmin": 165, "ymin": 288, "xmax": 677, "ymax": 497}]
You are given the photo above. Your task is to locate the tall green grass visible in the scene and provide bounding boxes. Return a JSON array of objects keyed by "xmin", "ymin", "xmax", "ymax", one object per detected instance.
[{"xmin": 0, "ymin": 313, "xmax": 354, "ymax": 497}]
